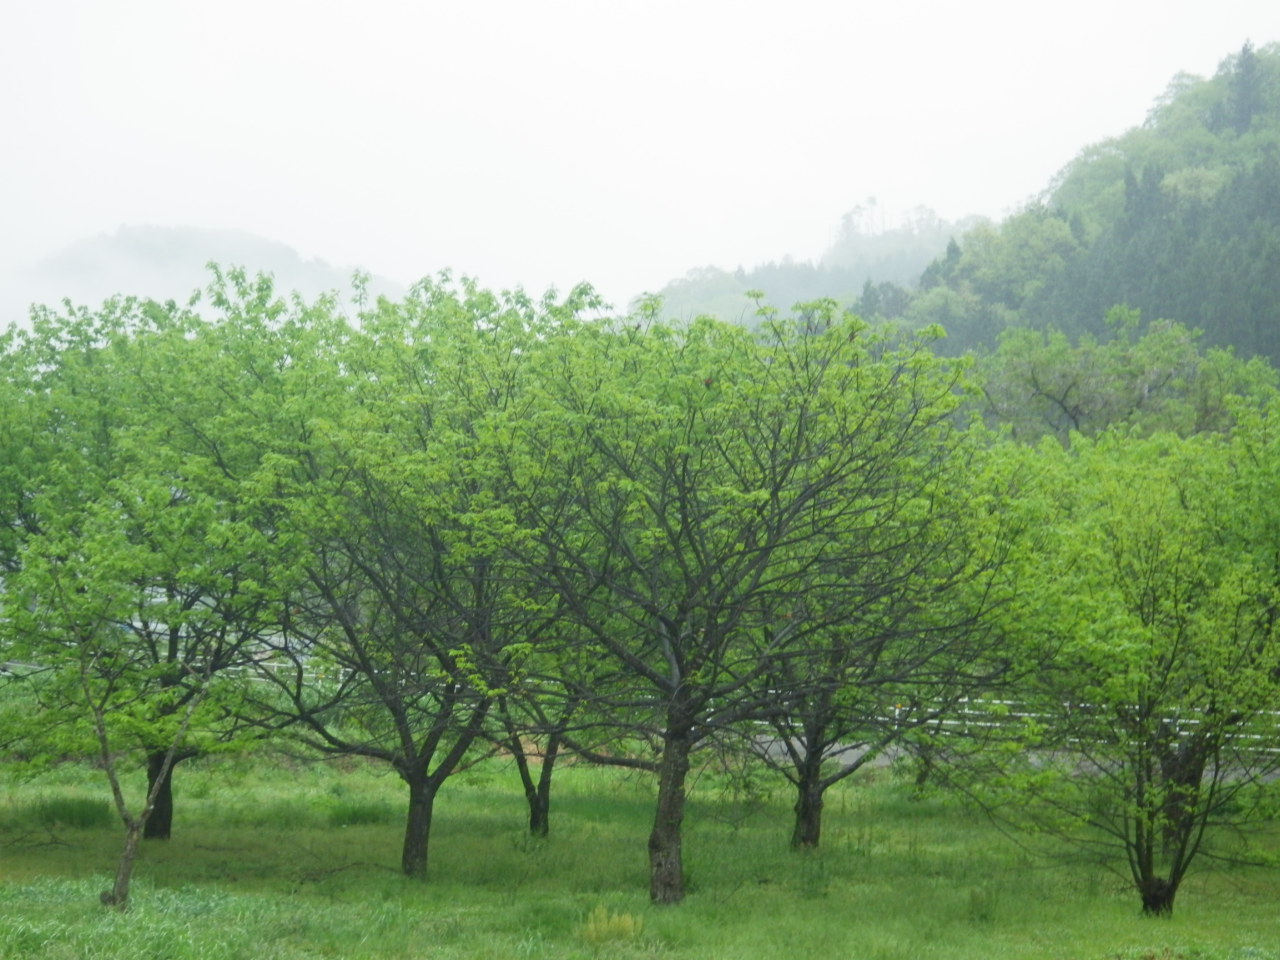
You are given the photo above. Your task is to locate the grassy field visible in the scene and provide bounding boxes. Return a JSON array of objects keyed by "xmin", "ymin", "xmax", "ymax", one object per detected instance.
[{"xmin": 0, "ymin": 754, "xmax": 1277, "ymax": 959}]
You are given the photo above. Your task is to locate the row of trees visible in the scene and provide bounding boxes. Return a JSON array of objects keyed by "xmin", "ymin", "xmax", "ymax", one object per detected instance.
[{"xmin": 3, "ymin": 273, "xmax": 1279, "ymax": 916}]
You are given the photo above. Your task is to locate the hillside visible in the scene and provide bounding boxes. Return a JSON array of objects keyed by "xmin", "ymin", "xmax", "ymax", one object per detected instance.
[
  {"xmin": 647, "ymin": 42, "xmax": 1280, "ymax": 366},
  {"xmin": 649, "ymin": 203, "xmax": 982, "ymax": 323},
  {"xmin": 3, "ymin": 226, "xmax": 404, "ymax": 323},
  {"xmin": 903, "ymin": 41, "xmax": 1280, "ymax": 358}
]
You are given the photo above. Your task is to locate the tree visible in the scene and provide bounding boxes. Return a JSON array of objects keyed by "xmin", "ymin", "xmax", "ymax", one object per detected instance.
[
  {"xmin": 230, "ymin": 276, "xmax": 597, "ymax": 878},
  {"xmin": 503, "ymin": 301, "xmax": 973, "ymax": 902},
  {"xmin": 976, "ymin": 309, "xmax": 1278, "ymax": 443},
  {"xmin": 963, "ymin": 431, "xmax": 1280, "ymax": 916},
  {"xmin": 1, "ymin": 296, "xmax": 273, "ymax": 844},
  {"xmin": 0, "ymin": 302, "xmax": 274, "ymax": 903},
  {"xmin": 6, "ymin": 507, "xmax": 218, "ymax": 909},
  {"xmin": 1226, "ymin": 41, "xmax": 1263, "ymax": 134},
  {"xmin": 756, "ymin": 432, "xmax": 1024, "ymax": 849}
]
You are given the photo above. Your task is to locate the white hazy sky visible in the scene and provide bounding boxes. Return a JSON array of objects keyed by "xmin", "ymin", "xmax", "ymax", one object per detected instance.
[{"xmin": 3, "ymin": 0, "xmax": 1278, "ymax": 311}]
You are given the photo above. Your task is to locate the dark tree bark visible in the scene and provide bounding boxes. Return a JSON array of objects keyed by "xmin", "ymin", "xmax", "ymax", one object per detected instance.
[
  {"xmin": 512, "ymin": 732, "xmax": 561, "ymax": 838},
  {"xmin": 401, "ymin": 772, "xmax": 438, "ymax": 879},
  {"xmin": 531, "ymin": 734, "xmax": 561, "ymax": 837},
  {"xmin": 791, "ymin": 781, "xmax": 824, "ymax": 849},
  {"xmin": 648, "ymin": 727, "xmax": 693, "ymax": 904},
  {"xmin": 788, "ymin": 726, "xmax": 828, "ymax": 848},
  {"xmin": 501, "ymin": 699, "xmax": 566, "ymax": 838},
  {"xmin": 769, "ymin": 701, "xmax": 906, "ymax": 850},
  {"xmin": 142, "ymin": 750, "xmax": 187, "ymax": 840},
  {"xmin": 1139, "ymin": 876, "xmax": 1177, "ymax": 916},
  {"xmin": 391, "ymin": 701, "xmax": 491, "ymax": 879}
]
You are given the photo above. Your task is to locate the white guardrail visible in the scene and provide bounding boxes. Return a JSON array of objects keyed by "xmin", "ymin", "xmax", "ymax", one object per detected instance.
[{"xmin": 906, "ymin": 698, "xmax": 1280, "ymax": 755}]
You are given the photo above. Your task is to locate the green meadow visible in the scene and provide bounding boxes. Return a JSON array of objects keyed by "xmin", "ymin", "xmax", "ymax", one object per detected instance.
[{"xmin": 1, "ymin": 756, "xmax": 1277, "ymax": 960}]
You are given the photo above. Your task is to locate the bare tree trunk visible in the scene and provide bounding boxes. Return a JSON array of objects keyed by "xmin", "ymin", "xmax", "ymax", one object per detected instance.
[
  {"xmin": 143, "ymin": 752, "xmax": 176, "ymax": 841},
  {"xmin": 648, "ymin": 728, "xmax": 693, "ymax": 904},
  {"xmin": 1139, "ymin": 875, "xmax": 1178, "ymax": 916},
  {"xmin": 509, "ymin": 743, "xmax": 541, "ymax": 835},
  {"xmin": 517, "ymin": 732, "xmax": 562, "ymax": 838},
  {"xmin": 530, "ymin": 733, "xmax": 561, "ymax": 837},
  {"xmin": 100, "ymin": 823, "xmax": 143, "ymax": 910},
  {"xmin": 401, "ymin": 773, "xmax": 437, "ymax": 879},
  {"xmin": 791, "ymin": 781, "xmax": 825, "ymax": 849},
  {"xmin": 507, "ymin": 727, "xmax": 562, "ymax": 838}
]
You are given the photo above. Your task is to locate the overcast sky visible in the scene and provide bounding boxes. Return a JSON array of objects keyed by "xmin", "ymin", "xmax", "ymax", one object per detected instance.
[{"xmin": 3, "ymin": 0, "xmax": 1278, "ymax": 313}]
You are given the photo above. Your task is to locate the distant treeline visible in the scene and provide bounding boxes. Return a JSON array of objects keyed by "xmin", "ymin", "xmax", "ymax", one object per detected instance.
[{"xmin": 657, "ymin": 42, "xmax": 1280, "ymax": 366}]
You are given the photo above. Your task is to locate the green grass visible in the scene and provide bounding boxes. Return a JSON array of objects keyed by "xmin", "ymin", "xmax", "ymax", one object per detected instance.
[
  {"xmin": 1, "ymin": 756, "xmax": 1277, "ymax": 959},
  {"xmin": 15, "ymin": 795, "xmax": 115, "ymax": 831}
]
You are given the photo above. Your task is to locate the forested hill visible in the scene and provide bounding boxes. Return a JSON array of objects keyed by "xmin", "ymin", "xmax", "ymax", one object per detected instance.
[
  {"xmin": 863, "ymin": 42, "xmax": 1280, "ymax": 360},
  {"xmin": 654, "ymin": 42, "xmax": 1280, "ymax": 365},
  {"xmin": 649, "ymin": 205, "xmax": 984, "ymax": 324}
]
